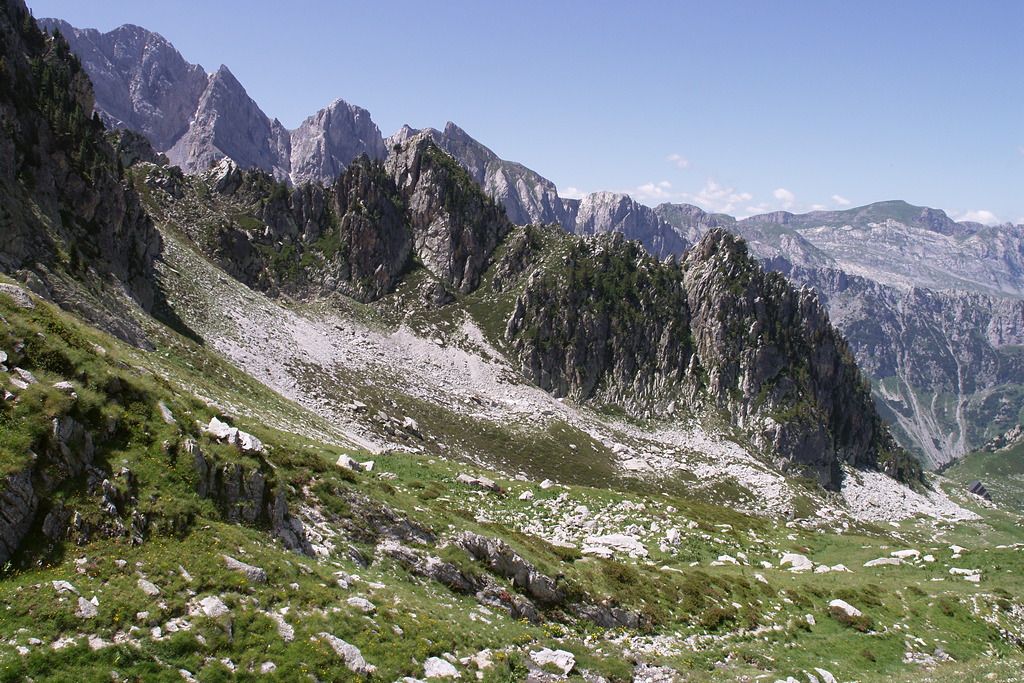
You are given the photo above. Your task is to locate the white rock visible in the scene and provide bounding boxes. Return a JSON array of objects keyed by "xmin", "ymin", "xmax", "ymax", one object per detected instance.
[
  {"xmin": 779, "ymin": 553, "xmax": 812, "ymax": 571},
  {"xmin": 539, "ymin": 479, "xmax": 555, "ymax": 489},
  {"xmin": 891, "ymin": 549, "xmax": 920, "ymax": 559},
  {"xmin": 664, "ymin": 528, "xmax": 681, "ymax": 546},
  {"xmin": 337, "ymin": 454, "xmax": 364, "ymax": 471},
  {"xmin": 360, "ymin": 461, "xmax": 375, "ymax": 471},
  {"xmin": 197, "ymin": 596, "xmax": 229, "ymax": 618},
  {"xmin": 75, "ymin": 597, "xmax": 98, "ymax": 618},
  {"xmin": 518, "ymin": 490, "xmax": 535, "ymax": 501},
  {"xmin": 864, "ymin": 557, "xmax": 902, "ymax": 567},
  {"xmin": 52, "ymin": 580, "xmax": 78, "ymax": 594},
  {"xmin": 260, "ymin": 662, "xmax": 277, "ymax": 675},
  {"xmin": 583, "ymin": 533, "xmax": 648, "ymax": 558},
  {"xmin": 206, "ymin": 417, "xmax": 237, "ymax": 442},
  {"xmin": 237, "ymin": 430, "xmax": 264, "ymax": 454},
  {"xmin": 622, "ymin": 458, "xmax": 647, "ymax": 471},
  {"xmin": 470, "ymin": 649, "xmax": 493, "ymax": 670},
  {"xmin": 158, "ymin": 401, "xmax": 176, "ymax": 424},
  {"xmin": 814, "ymin": 668, "xmax": 838, "ymax": 683},
  {"xmin": 755, "ymin": 573, "xmax": 769, "ymax": 584},
  {"xmin": 318, "ymin": 633, "xmax": 376, "ymax": 676},
  {"xmin": 52, "ymin": 381, "xmax": 76, "ymax": 394},
  {"xmin": 347, "ymin": 597, "xmax": 376, "ymax": 613},
  {"xmin": 829, "ymin": 599, "xmax": 862, "ymax": 617},
  {"xmin": 949, "ymin": 567, "xmax": 981, "ymax": 576},
  {"xmin": 270, "ymin": 612, "xmax": 294, "ymax": 642},
  {"xmin": 423, "ymin": 656, "xmax": 460, "ymax": 678},
  {"xmin": 711, "ymin": 554, "xmax": 739, "ymax": 566},
  {"xmin": 530, "ymin": 648, "xmax": 575, "ymax": 674},
  {"xmin": 137, "ymin": 579, "xmax": 160, "ymax": 596},
  {"xmin": 14, "ymin": 368, "xmax": 38, "ymax": 384}
]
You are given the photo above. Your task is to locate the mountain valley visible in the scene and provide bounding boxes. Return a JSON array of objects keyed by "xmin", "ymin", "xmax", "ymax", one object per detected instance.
[{"xmin": 1, "ymin": 2, "xmax": 1023, "ymax": 681}]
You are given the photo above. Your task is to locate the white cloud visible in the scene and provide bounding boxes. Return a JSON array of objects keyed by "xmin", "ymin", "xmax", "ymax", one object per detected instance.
[
  {"xmin": 956, "ymin": 209, "xmax": 1001, "ymax": 225},
  {"xmin": 810, "ymin": 204, "xmax": 827, "ymax": 211},
  {"xmin": 561, "ymin": 186, "xmax": 587, "ymax": 200},
  {"xmin": 832, "ymin": 194, "xmax": 852, "ymax": 207},
  {"xmin": 666, "ymin": 153, "xmax": 690, "ymax": 169},
  {"xmin": 681, "ymin": 178, "xmax": 753, "ymax": 215},
  {"xmin": 773, "ymin": 188, "xmax": 796, "ymax": 210},
  {"xmin": 633, "ymin": 181, "xmax": 676, "ymax": 200}
]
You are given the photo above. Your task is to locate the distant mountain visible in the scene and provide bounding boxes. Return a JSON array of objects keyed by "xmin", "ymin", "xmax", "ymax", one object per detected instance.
[
  {"xmin": 40, "ymin": 19, "xmax": 386, "ymax": 183},
  {"xmin": 40, "ymin": 16, "xmax": 1024, "ymax": 469},
  {"xmin": 656, "ymin": 200, "xmax": 1024, "ymax": 468}
]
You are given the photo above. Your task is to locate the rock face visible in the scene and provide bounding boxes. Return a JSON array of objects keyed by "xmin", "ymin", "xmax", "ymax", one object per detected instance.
[
  {"xmin": 189, "ymin": 440, "xmax": 311, "ymax": 554},
  {"xmin": 290, "ymin": 99, "xmax": 388, "ymax": 185},
  {"xmin": 164, "ymin": 65, "xmax": 291, "ymax": 178},
  {"xmin": 386, "ymin": 138, "xmax": 512, "ymax": 293},
  {"xmin": 569, "ymin": 191, "xmax": 691, "ymax": 258},
  {"xmin": 504, "ymin": 229, "xmax": 917, "ymax": 488},
  {"xmin": 1, "ymin": 6, "xmax": 162, "ymax": 346},
  {"xmin": 39, "ymin": 20, "xmax": 208, "ymax": 152},
  {"xmin": 656, "ymin": 200, "xmax": 1024, "ymax": 468},
  {"xmin": 388, "ymin": 122, "xmax": 574, "ymax": 229},
  {"xmin": 0, "ymin": 414, "xmax": 98, "ymax": 564},
  {"xmin": 144, "ymin": 137, "xmax": 511, "ymax": 303},
  {"xmin": 43, "ymin": 20, "xmax": 386, "ymax": 184}
]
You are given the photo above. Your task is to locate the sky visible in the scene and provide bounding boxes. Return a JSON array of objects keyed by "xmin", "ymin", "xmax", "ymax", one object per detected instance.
[{"xmin": 25, "ymin": 0, "xmax": 1024, "ymax": 224}]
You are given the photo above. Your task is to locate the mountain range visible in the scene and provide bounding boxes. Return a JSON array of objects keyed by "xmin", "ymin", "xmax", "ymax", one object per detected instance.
[
  {"xmin": 42, "ymin": 17, "xmax": 1024, "ymax": 470},
  {"xmin": 2, "ymin": 4, "xmax": 1024, "ymax": 680}
]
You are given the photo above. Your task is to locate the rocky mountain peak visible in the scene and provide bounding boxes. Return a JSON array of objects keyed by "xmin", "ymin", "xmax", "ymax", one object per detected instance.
[
  {"xmin": 289, "ymin": 97, "xmax": 387, "ymax": 186},
  {"xmin": 573, "ymin": 191, "xmax": 692, "ymax": 258}
]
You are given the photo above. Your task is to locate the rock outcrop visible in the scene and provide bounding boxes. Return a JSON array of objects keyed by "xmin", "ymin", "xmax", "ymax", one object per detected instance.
[
  {"xmin": 189, "ymin": 439, "xmax": 311, "ymax": 554},
  {"xmin": 386, "ymin": 138, "xmax": 512, "ymax": 293},
  {"xmin": 505, "ymin": 229, "xmax": 918, "ymax": 488},
  {"xmin": 0, "ymin": 5, "xmax": 162, "ymax": 346}
]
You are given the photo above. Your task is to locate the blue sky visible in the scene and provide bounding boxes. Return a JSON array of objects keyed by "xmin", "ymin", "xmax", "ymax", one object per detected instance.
[{"xmin": 26, "ymin": 0, "xmax": 1024, "ymax": 223}]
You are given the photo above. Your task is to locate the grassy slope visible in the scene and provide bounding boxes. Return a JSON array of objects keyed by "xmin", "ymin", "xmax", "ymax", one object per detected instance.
[
  {"xmin": 944, "ymin": 444, "xmax": 1024, "ymax": 516},
  {"xmin": 2, "ymin": 282, "xmax": 1024, "ymax": 681}
]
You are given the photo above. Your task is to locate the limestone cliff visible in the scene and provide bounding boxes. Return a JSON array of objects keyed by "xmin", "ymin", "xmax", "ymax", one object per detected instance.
[
  {"xmin": 504, "ymin": 229, "xmax": 918, "ymax": 488},
  {"xmin": 0, "ymin": 2, "xmax": 161, "ymax": 346}
]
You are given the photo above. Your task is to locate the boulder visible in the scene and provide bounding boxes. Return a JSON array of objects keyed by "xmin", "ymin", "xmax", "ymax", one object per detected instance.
[
  {"xmin": 75, "ymin": 596, "xmax": 98, "ymax": 618},
  {"xmin": 423, "ymin": 657, "xmax": 459, "ymax": 678},
  {"xmin": 137, "ymin": 578, "xmax": 160, "ymax": 596},
  {"xmin": 347, "ymin": 597, "xmax": 376, "ymax": 613},
  {"xmin": 530, "ymin": 648, "xmax": 575, "ymax": 674},
  {"xmin": 828, "ymin": 599, "xmax": 862, "ymax": 617},
  {"xmin": 337, "ymin": 454, "xmax": 364, "ymax": 471},
  {"xmin": 455, "ymin": 474, "xmax": 503, "ymax": 493},
  {"xmin": 779, "ymin": 553, "xmax": 813, "ymax": 571},
  {"xmin": 196, "ymin": 596, "xmax": 229, "ymax": 618},
  {"xmin": 863, "ymin": 557, "xmax": 902, "ymax": 567},
  {"xmin": 318, "ymin": 633, "xmax": 376, "ymax": 676},
  {"xmin": 223, "ymin": 555, "xmax": 268, "ymax": 583}
]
